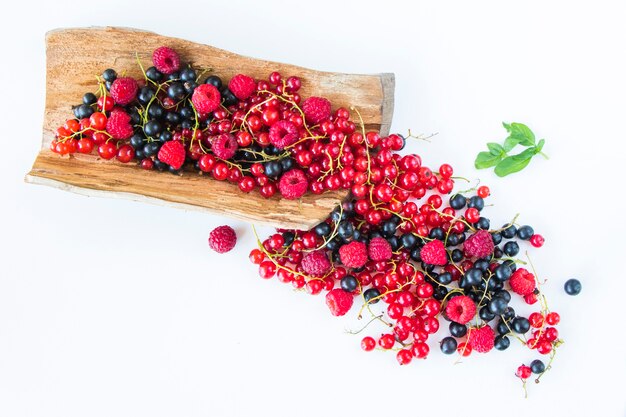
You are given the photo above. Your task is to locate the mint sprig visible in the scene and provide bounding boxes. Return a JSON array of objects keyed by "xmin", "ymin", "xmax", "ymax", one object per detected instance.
[{"xmin": 475, "ymin": 122, "xmax": 548, "ymax": 177}]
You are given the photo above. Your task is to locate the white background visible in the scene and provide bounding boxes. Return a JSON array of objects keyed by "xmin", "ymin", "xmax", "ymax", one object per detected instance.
[{"xmin": 1, "ymin": 1, "xmax": 625, "ymax": 416}]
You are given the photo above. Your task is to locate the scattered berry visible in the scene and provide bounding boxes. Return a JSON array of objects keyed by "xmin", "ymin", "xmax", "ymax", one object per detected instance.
[
  {"xmin": 301, "ymin": 250, "xmax": 331, "ymax": 277},
  {"xmin": 152, "ymin": 46, "xmax": 180, "ymax": 74},
  {"xmin": 368, "ymin": 237, "xmax": 392, "ymax": 262},
  {"xmin": 105, "ymin": 110, "xmax": 133, "ymax": 139},
  {"xmin": 420, "ymin": 239, "xmax": 447, "ymax": 265},
  {"xmin": 302, "ymin": 96, "xmax": 331, "ymax": 124},
  {"xmin": 192, "ymin": 84, "xmax": 221, "ymax": 114},
  {"xmin": 445, "ymin": 296, "xmax": 476, "ymax": 324},
  {"xmin": 339, "ymin": 241, "xmax": 368, "ymax": 269},
  {"xmin": 208, "ymin": 225, "xmax": 237, "ymax": 253},
  {"xmin": 463, "ymin": 230, "xmax": 494, "ymax": 258},
  {"xmin": 212, "ymin": 133, "xmax": 238, "ymax": 160},
  {"xmin": 157, "ymin": 140, "xmax": 186, "ymax": 170},
  {"xmin": 326, "ymin": 288, "xmax": 354, "ymax": 316},
  {"xmin": 509, "ymin": 268, "xmax": 536, "ymax": 296},
  {"xmin": 468, "ymin": 325, "xmax": 495, "ymax": 353},
  {"xmin": 269, "ymin": 120, "xmax": 298, "ymax": 149},
  {"xmin": 109, "ymin": 77, "xmax": 138, "ymax": 106},
  {"xmin": 228, "ymin": 74, "xmax": 256, "ymax": 100},
  {"xmin": 278, "ymin": 169, "xmax": 308, "ymax": 200},
  {"xmin": 564, "ymin": 278, "xmax": 582, "ymax": 295}
]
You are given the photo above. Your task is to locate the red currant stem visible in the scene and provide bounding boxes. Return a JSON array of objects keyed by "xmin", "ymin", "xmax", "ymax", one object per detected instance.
[
  {"xmin": 455, "ymin": 179, "xmax": 482, "ymax": 195},
  {"xmin": 521, "ymin": 379, "xmax": 528, "ymax": 399},
  {"xmin": 538, "ymin": 151, "xmax": 549, "ymax": 160},
  {"xmin": 258, "ymin": 89, "xmax": 316, "ymax": 138},
  {"xmin": 405, "ymin": 129, "xmax": 436, "ymax": 142},
  {"xmin": 345, "ymin": 314, "xmax": 385, "ymax": 335},
  {"xmin": 350, "ymin": 106, "xmax": 372, "ymax": 185},
  {"xmin": 490, "ymin": 214, "xmax": 521, "ymax": 233},
  {"xmin": 450, "ymin": 175, "xmax": 470, "ymax": 182},
  {"xmin": 500, "ymin": 315, "xmax": 528, "ymax": 345},
  {"xmin": 193, "ymin": 67, "xmax": 212, "ymax": 84},
  {"xmin": 477, "ymin": 272, "xmax": 494, "ymax": 307}
]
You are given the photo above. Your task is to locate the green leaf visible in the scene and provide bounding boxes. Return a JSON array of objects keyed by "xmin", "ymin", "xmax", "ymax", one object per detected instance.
[
  {"xmin": 475, "ymin": 151, "xmax": 503, "ymax": 169},
  {"xmin": 493, "ymin": 149, "xmax": 535, "ymax": 177},
  {"xmin": 502, "ymin": 122, "xmax": 512, "ymax": 132},
  {"xmin": 508, "ymin": 122, "xmax": 536, "ymax": 146},
  {"xmin": 535, "ymin": 138, "xmax": 545, "ymax": 153},
  {"xmin": 487, "ymin": 142, "xmax": 505, "ymax": 156},
  {"xmin": 503, "ymin": 136, "xmax": 519, "ymax": 152}
]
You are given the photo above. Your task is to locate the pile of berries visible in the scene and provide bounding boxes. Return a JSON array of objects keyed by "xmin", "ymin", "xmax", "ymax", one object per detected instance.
[
  {"xmin": 51, "ymin": 45, "xmax": 394, "ymax": 200},
  {"xmin": 50, "ymin": 44, "xmax": 565, "ymax": 392}
]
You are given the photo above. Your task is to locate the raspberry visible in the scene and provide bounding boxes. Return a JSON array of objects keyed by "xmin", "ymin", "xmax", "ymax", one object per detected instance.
[
  {"xmin": 420, "ymin": 240, "xmax": 447, "ymax": 265},
  {"xmin": 278, "ymin": 169, "xmax": 308, "ymax": 200},
  {"xmin": 152, "ymin": 46, "xmax": 180, "ymax": 75},
  {"xmin": 212, "ymin": 133, "xmax": 238, "ymax": 160},
  {"xmin": 510, "ymin": 268, "xmax": 536, "ymax": 296},
  {"xmin": 326, "ymin": 288, "xmax": 354, "ymax": 316},
  {"xmin": 105, "ymin": 110, "xmax": 133, "ymax": 140},
  {"xmin": 468, "ymin": 325, "xmax": 495, "ymax": 353},
  {"xmin": 368, "ymin": 237, "xmax": 392, "ymax": 262},
  {"xmin": 157, "ymin": 140, "xmax": 186, "ymax": 170},
  {"xmin": 192, "ymin": 84, "xmax": 221, "ymax": 114},
  {"xmin": 269, "ymin": 120, "xmax": 298, "ymax": 149},
  {"xmin": 228, "ymin": 74, "xmax": 256, "ymax": 100},
  {"xmin": 302, "ymin": 97, "xmax": 331, "ymax": 125},
  {"xmin": 463, "ymin": 230, "xmax": 494, "ymax": 258},
  {"xmin": 445, "ymin": 295, "xmax": 476, "ymax": 324},
  {"xmin": 339, "ymin": 241, "xmax": 368, "ymax": 268},
  {"xmin": 208, "ymin": 225, "xmax": 237, "ymax": 253},
  {"xmin": 301, "ymin": 250, "xmax": 331, "ymax": 277},
  {"xmin": 109, "ymin": 77, "xmax": 138, "ymax": 106}
]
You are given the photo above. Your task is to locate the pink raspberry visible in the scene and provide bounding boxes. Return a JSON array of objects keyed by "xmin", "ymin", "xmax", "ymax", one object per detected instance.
[
  {"xmin": 208, "ymin": 225, "xmax": 237, "ymax": 253},
  {"xmin": 420, "ymin": 240, "xmax": 447, "ymax": 265},
  {"xmin": 302, "ymin": 97, "xmax": 331, "ymax": 124},
  {"xmin": 212, "ymin": 133, "xmax": 238, "ymax": 160},
  {"xmin": 301, "ymin": 250, "xmax": 330, "ymax": 277},
  {"xmin": 339, "ymin": 241, "xmax": 367, "ymax": 268},
  {"xmin": 192, "ymin": 84, "xmax": 221, "ymax": 114},
  {"xmin": 152, "ymin": 46, "xmax": 180, "ymax": 75},
  {"xmin": 228, "ymin": 74, "xmax": 256, "ymax": 100},
  {"xmin": 468, "ymin": 325, "xmax": 495, "ymax": 353},
  {"xmin": 326, "ymin": 289, "xmax": 354, "ymax": 316},
  {"xmin": 509, "ymin": 268, "xmax": 536, "ymax": 296},
  {"xmin": 105, "ymin": 110, "xmax": 133, "ymax": 140},
  {"xmin": 278, "ymin": 169, "xmax": 308, "ymax": 200},
  {"xmin": 464, "ymin": 230, "xmax": 495, "ymax": 258},
  {"xmin": 368, "ymin": 237, "xmax": 392, "ymax": 262},
  {"xmin": 109, "ymin": 77, "xmax": 138, "ymax": 106},
  {"xmin": 445, "ymin": 295, "xmax": 476, "ymax": 324},
  {"xmin": 157, "ymin": 140, "xmax": 186, "ymax": 170},
  {"xmin": 269, "ymin": 120, "xmax": 298, "ymax": 149}
]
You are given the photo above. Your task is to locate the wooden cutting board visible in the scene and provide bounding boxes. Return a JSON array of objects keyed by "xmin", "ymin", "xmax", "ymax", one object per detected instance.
[{"xmin": 25, "ymin": 27, "xmax": 395, "ymax": 230}]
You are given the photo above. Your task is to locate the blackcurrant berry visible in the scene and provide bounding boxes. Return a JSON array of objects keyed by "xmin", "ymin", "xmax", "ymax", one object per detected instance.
[
  {"xmin": 340, "ymin": 275, "xmax": 358, "ymax": 292},
  {"xmin": 530, "ymin": 359, "xmax": 546, "ymax": 374},
  {"xmin": 516, "ymin": 225, "xmax": 534, "ymax": 240},
  {"xmin": 102, "ymin": 68, "xmax": 117, "ymax": 82},
  {"xmin": 564, "ymin": 278, "xmax": 582, "ymax": 295},
  {"xmin": 449, "ymin": 322, "xmax": 467, "ymax": 338},
  {"xmin": 494, "ymin": 335, "xmax": 510, "ymax": 350},
  {"xmin": 83, "ymin": 92, "xmax": 97, "ymax": 105},
  {"xmin": 363, "ymin": 288, "xmax": 381, "ymax": 304},
  {"xmin": 503, "ymin": 241, "xmax": 520, "ymax": 257},
  {"xmin": 512, "ymin": 316, "xmax": 531, "ymax": 334},
  {"xmin": 440, "ymin": 337, "xmax": 457, "ymax": 354}
]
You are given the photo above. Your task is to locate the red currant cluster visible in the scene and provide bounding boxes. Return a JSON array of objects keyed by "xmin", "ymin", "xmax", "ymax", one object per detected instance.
[{"xmin": 249, "ymin": 136, "xmax": 562, "ymax": 390}]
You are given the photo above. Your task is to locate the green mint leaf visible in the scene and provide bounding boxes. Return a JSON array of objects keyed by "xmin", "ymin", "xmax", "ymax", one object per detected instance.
[
  {"xmin": 534, "ymin": 138, "xmax": 545, "ymax": 153},
  {"xmin": 493, "ymin": 149, "xmax": 535, "ymax": 177},
  {"xmin": 487, "ymin": 142, "xmax": 505, "ymax": 156},
  {"xmin": 503, "ymin": 136, "xmax": 519, "ymax": 152},
  {"xmin": 502, "ymin": 122, "xmax": 512, "ymax": 132},
  {"xmin": 475, "ymin": 151, "xmax": 503, "ymax": 169},
  {"xmin": 508, "ymin": 122, "xmax": 536, "ymax": 146}
]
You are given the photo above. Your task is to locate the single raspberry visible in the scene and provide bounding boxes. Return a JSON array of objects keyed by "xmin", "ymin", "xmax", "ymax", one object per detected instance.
[
  {"xmin": 192, "ymin": 84, "xmax": 221, "ymax": 114},
  {"xmin": 152, "ymin": 46, "xmax": 180, "ymax": 75},
  {"xmin": 368, "ymin": 237, "xmax": 392, "ymax": 262},
  {"xmin": 301, "ymin": 250, "xmax": 331, "ymax": 277},
  {"xmin": 510, "ymin": 268, "xmax": 536, "ymax": 296},
  {"xmin": 228, "ymin": 74, "xmax": 256, "ymax": 100},
  {"xmin": 468, "ymin": 325, "xmax": 495, "ymax": 353},
  {"xmin": 339, "ymin": 241, "xmax": 368, "ymax": 268},
  {"xmin": 105, "ymin": 110, "xmax": 133, "ymax": 140},
  {"xmin": 445, "ymin": 295, "xmax": 476, "ymax": 324},
  {"xmin": 420, "ymin": 239, "xmax": 447, "ymax": 265},
  {"xmin": 326, "ymin": 288, "xmax": 354, "ymax": 317},
  {"xmin": 463, "ymin": 230, "xmax": 495, "ymax": 258},
  {"xmin": 302, "ymin": 97, "xmax": 331, "ymax": 125},
  {"xmin": 212, "ymin": 133, "xmax": 238, "ymax": 160},
  {"xmin": 109, "ymin": 77, "xmax": 138, "ymax": 106},
  {"xmin": 208, "ymin": 225, "xmax": 237, "ymax": 253},
  {"xmin": 269, "ymin": 120, "xmax": 298, "ymax": 149},
  {"xmin": 278, "ymin": 169, "xmax": 308, "ymax": 200},
  {"xmin": 157, "ymin": 140, "xmax": 186, "ymax": 170}
]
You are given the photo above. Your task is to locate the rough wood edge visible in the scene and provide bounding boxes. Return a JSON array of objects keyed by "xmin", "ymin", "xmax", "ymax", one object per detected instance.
[{"xmin": 379, "ymin": 73, "xmax": 395, "ymax": 137}]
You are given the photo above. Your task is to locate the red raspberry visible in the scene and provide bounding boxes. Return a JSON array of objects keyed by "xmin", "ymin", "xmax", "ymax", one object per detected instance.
[
  {"xmin": 105, "ymin": 110, "xmax": 133, "ymax": 140},
  {"xmin": 152, "ymin": 46, "xmax": 180, "ymax": 75},
  {"xmin": 301, "ymin": 250, "xmax": 331, "ymax": 277},
  {"xmin": 339, "ymin": 241, "xmax": 367, "ymax": 268},
  {"xmin": 510, "ymin": 268, "xmax": 536, "ymax": 296},
  {"xmin": 208, "ymin": 225, "xmax": 237, "ymax": 253},
  {"xmin": 468, "ymin": 325, "xmax": 495, "ymax": 353},
  {"xmin": 192, "ymin": 84, "xmax": 221, "ymax": 114},
  {"xmin": 302, "ymin": 97, "xmax": 331, "ymax": 125},
  {"xmin": 463, "ymin": 230, "xmax": 494, "ymax": 258},
  {"xmin": 445, "ymin": 295, "xmax": 476, "ymax": 324},
  {"xmin": 228, "ymin": 74, "xmax": 256, "ymax": 100},
  {"xmin": 516, "ymin": 365, "xmax": 532, "ymax": 379},
  {"xmin": 157, "ymin": 140, "xmax": 186, "ymax": 170},
  {"xmin": 269, "ymin": 120, "xmax": 298, "ymax": 149},
  {"xmin": 278, "ymin": 169, "xmax": 308, "ymax": 200},
  {"xmin": 368, "ymin": 237, "xmax": 392, "ymax": 262},
  {"xmin": 212, "ymin": 133, "xmax": 238, "ymax": 160},
  {"xmin": 109, "ymin": 77, "xmax": 138, "ymax": 106},
  {"xmin": 420, "ymin": 240, "xmax": 447, "ymax": 265},
  {"xmin": 326, "ymin": 288, "xmax": 354, "ymax": 316}
]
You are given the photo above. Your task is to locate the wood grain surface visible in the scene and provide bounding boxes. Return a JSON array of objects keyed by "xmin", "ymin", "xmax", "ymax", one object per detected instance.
[{"xmin": 26, "ymin": 27, "xmax": 395, "ymax": 229}]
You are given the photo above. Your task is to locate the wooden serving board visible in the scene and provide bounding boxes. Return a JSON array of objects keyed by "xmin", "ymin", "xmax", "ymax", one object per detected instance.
[{"xmin": 25, "ymin": 27, "xmax": 395, "ymax": 230}]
